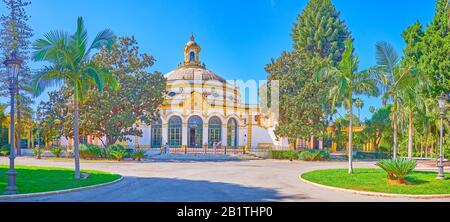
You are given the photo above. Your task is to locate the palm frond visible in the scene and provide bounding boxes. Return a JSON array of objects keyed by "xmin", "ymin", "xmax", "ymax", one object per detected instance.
[
  {"xmin": 69, "ymin": 17, "xmax": 88, "ymax": 63},
  {"xmin": 375, "ymin": 41, "xmax": 399, "ymax": 74},
  {"xmin": 31, "ymin": 66, "xmax": 67, "ymax": 96},
  {"xmin": 32, "ymin": 30, "xmax": 70, "ymax": 63},
  {"xmin": 88, "ymin": 29, "xmax": 115, "ymax": 55}
]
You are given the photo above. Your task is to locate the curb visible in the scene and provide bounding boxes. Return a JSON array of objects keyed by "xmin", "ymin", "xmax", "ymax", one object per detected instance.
[
  {"xmin": 0, "ymin": 176, "xmax": 124, "ymax": 200},
  {"xmin": 299, "ymin": 175, "xmax": 450, "ymax": 199}
]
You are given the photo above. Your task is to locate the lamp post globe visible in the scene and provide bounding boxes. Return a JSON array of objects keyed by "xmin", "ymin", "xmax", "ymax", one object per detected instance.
[
  {"xmin": 3, "ymin": 52, "xmax": 23, "ymax": 195},
  {"xmin": 437, "ymin": 93, "xmax": 447, "ymax": 180}
]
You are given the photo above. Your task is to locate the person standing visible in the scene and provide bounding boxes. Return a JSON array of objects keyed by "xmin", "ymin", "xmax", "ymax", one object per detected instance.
[{"xmin": 166, "ymin": 142, "xmax": 171, "ymax": 154}]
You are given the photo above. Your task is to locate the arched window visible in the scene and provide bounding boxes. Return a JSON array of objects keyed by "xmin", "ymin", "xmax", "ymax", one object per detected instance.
[
  {"xmin": 151, "ymin": 118, "xmax": 162, "ymax": 148},
  {"xmin": 227, "ymin": 118, "xmax": 238, "ymax": 148},
  {"xmin": 208, "ymin": 117, "xmax": 222, "ymax": 148},
  {"xmin": 188, "ymin": 115, "xmax": 203, "ymax": 148},
  {"xmin": 189, "ymin": 51, "xmax": 196, "ymax": 62},
  {"xmin": 168, "ymin": 116, "xmax": 182, "ymax": 148}
]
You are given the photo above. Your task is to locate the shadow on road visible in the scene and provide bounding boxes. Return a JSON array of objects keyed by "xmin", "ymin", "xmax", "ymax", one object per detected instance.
[{"xmin": 3, "ymin": 176, "xmax": 311, "ymax": 202}]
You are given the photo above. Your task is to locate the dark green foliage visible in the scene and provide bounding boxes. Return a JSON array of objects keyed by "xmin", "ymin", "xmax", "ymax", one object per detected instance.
[
  {"xmin": 355, "ymin": 151, "xmax": 390, "ymax": 160},
  {"xmin": 402, "ymin": 0, "xmax": 450, "ymax": 95},
  {"xmin": 299, "ymin": 149, "xmax": 330, "ymax": 161},
  {"xmin": 268, "ymin": 149, "xmax": 330, "ymax": 161},
  {"xmin": 267, "ymin": 0, "xmax": 351, "ymax": 142},
  {"xmin": 0, "ymin": 144, "xmax": 10, "ymax": 156},
  {"xmin": 79, "ymin": 144, "xmax": 131, "ymax": 160},
  {"xmin": 291, "ymin": 0, "xmax": 351, "ymax": 65},
  {"xmin": 269, "ymin": 150, "xmax": 298, "ymax": 160},
  {"xmin": 79, "ymin": 144, "xmax": 106, "ymax": 159}
]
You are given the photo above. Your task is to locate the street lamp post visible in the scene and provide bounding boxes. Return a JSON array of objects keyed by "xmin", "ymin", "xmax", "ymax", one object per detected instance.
[
  {"xmin": 3, "ymin": 52, "xmax": 23, "ymax": 195},
  {"xmin": 437, "ymin": 93, "xmax": 447, "ymax": 180}
]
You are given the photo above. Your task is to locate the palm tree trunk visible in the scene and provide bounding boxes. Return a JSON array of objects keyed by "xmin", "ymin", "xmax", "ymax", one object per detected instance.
[
  {"xmin": 420, "ymin": 142, "xmax": 423, "ymax": 158},
  {"xmin": 348, "ymin": 102, "xmax": 353, "ymax": 174},
  {"xmin": 393, "ymin": 112, "xmax": 398, "ymax": 160},
  {"xmin": 407, "ymin": 111, "xmax": 413, "ymax": 159},
  {"xmin": 73, "ymin": 97, "xmax": 81, "ymax": 180}
]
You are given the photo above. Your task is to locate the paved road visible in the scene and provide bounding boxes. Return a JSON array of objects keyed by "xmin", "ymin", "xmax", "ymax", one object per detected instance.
[{"xmin": 0, "ymin": 157, "xmax": 449, "ymax": 202}]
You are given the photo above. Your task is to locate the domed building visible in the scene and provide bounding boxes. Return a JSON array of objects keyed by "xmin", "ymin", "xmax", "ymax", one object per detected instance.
[
  {"xmin": 130, "ymin": 35, "xmax": 279, "ymax": 150},
  {"xmin": 60, "ymin": 35, "xmax": 279, "ymax": 151}
]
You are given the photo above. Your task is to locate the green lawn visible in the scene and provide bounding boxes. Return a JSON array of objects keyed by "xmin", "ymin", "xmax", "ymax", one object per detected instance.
[
  {"xmin": 301, "ymin": 169, "xmax": 450, "ymax": 195},
  {"xmin": 0, "ymin": 165, "xmax": 121, "ymax": 195}
]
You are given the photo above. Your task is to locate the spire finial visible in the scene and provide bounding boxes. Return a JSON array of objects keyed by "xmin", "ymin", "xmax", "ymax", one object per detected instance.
[{"xmin": 190, "ymin": 33, "xmax": 195, "ymax": 41}]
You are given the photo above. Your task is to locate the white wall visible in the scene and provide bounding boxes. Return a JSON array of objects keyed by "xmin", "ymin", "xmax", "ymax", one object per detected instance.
[{"xmin": 251, "ymin": 126, "xmax": 275, "ymax": 148}]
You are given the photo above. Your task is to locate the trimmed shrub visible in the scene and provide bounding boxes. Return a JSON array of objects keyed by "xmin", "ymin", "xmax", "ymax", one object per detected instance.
[
  {"xmin": 376, "ymin": 159, "xmax": 417, "ymax": 184},
  {"xmin": 79, "ymin": 144, "xmax": 107, "ymax": 159},
  {"xmin": 356, "ymin": 151, "xmax": 390, "ymax": 160},
  {"xmin": 269, "ymin": 150, "xmax": 298, "ymax": 160},
  {"xmin": 132, "ymin": 150, "xmax": 147, "ymax": 161},
  {"xmin": 299, "ymin": 150, "xmax": 330, "ymax": 161},
  {"xmin": 50, "ymin": 147, "xmax": 63, "ymax": 158}
]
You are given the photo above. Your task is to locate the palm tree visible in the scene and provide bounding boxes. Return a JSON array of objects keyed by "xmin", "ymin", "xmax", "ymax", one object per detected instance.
[
  {"xmin": 402, "ymin": 79, "xmax": 429, "ymax": 159},
  {"xmin": 354, "ymin": 98, "xmax": 364, "ymax": 123},
  {"xmin": 372, "ymin": 41, "xmax": 416, "ymax": 160},
  {"xmin": 32, "ymin": 17, "xmax": 117, "ymax": 179},
  {"xmin": 319, "ymin": 39, "xmax": 379, "ymax": 174}
]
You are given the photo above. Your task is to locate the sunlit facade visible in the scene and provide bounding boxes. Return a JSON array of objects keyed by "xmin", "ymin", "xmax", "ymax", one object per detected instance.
[{"xmin": 61, "ymin": 36, "xmax": 279, "ymax": 149}]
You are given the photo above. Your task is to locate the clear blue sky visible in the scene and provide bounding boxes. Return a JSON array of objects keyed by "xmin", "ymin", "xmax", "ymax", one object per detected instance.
[{"xmin": 2, "ymin": 0, "xmax": 438, "ymax": 120}]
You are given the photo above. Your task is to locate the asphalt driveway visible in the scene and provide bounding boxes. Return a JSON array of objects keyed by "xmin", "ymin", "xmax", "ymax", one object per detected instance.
[{"xmin": 0, "ymin": 157, "xmax": 448, "ymax": 202}]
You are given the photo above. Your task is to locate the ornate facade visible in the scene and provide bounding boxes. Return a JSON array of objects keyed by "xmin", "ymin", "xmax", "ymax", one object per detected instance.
[
  {"xmin": 61, "ymin": 35, "xmax": 279, "ymax": 150},
  {"xmin": 131, "ymin": 35, "xmax": 278, "ymax": 149}
]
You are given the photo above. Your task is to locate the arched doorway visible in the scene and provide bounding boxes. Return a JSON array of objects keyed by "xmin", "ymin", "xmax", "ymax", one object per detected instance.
[
  {"xmin": 227, "ymin": 118, "xmax": 238, "ymax": 148},
  {"xmin": 168, "ymin": 116, "xmax": 182, "ymax": 148},
  {"xmin": 188, "ymin": 115, "xmax": 203, "ymax": 148},
  {"xmin": 208, "ymin": 117, "xmax": 222, "ymax": 148},
  {"xmin": 151, "ymin": 118, "xmax": 162, "ymax": 148}
]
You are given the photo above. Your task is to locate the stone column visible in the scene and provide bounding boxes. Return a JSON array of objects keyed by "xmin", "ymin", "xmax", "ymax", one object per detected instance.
[
  {"xmin": 221, "ymin": 124, "xmax": 228, "ymax": 147},
  {"xmin": 319, "ymin": 138, "xmax": 324, "ymax": 150},
  {"xmin": 162, "ymin": 122, "xmax": 168, "ymax": 145},
  {"xmin": 182, "ymin": 122, "xmax": 188, "ymax": 147},
  {"xmin": 203, "ymin": 123, "xmax": 209, "ymax": 148}
]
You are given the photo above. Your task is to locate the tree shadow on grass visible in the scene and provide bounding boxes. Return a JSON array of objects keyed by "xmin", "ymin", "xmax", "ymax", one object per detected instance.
[
  {"xmin": 5, "ymin": 176, "xmax": 312, "ymax": 202},
  {"xmin": 0, "ymin": 166, "xmax": 119, "ymax": 196}
]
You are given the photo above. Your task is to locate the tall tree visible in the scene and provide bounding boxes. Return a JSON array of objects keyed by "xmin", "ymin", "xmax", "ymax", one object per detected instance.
[
  {"xmin": 82, "ymin": 36, "xmax": 166, "ymax": 146},
  {"xmin": 32, "ymin": 17, "xmax": 117, "ymax": 179},
  {"xmin": 291, "ymin": 0, "xmax": 351, "ymax": 65},
  {"xmin": 267, "ymin": 0, "xmax": 351, "ymax": 145},
  {"xmin": 372, "ymin": 41, "xmax": 416, "ymax": 160},
  {"xmin": 362, "ymin": 105, "xmax": 392, "ymax": 152},
  {"xmin": 266, "ymin": 51, "xmax": 332, "ymax": 144},
  {"xmin": 425, "ymin": 0, "xmax": 450, "ymax": 95},
  {"xmin": 319, "ymin": 38, "xmax": 379, "ymax": 173},
  {"xmin": 0, "ymin": 0, "xmax": 34, "ymax": 155}
]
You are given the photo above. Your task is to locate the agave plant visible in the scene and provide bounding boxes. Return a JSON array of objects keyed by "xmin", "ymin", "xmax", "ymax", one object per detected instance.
[{"xmin": 376, "ymin": 159, "xmax": 417, "ymax": 184}]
